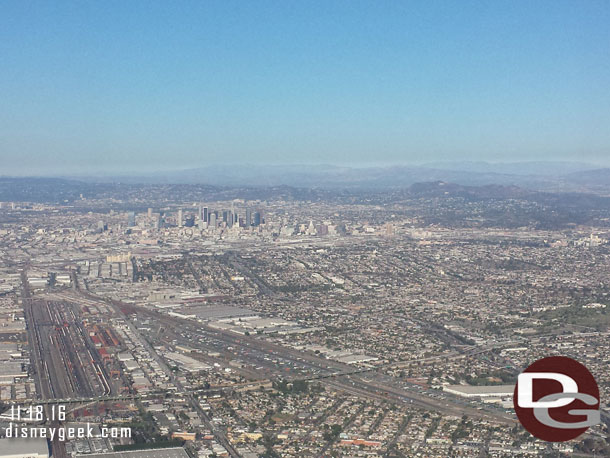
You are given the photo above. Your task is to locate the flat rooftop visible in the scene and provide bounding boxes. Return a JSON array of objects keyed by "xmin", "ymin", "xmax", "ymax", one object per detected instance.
[
  {"xmin": 0, "ymin": 438, "xmax": 49, "ymax": 458},
  {"xmin": 0, "ymin": 361, "xmax": 25, "ymax": 378},
  {"xmin": 443, "ymin": 384, "xmax": 515, "ymax": 397},
  {"xmin": 182, "ymin": 304, "xmax": 254, "ymax": 320},
  {"xmin": 78, "ymin": 448, "xmax": 189, "ymax": 458}
]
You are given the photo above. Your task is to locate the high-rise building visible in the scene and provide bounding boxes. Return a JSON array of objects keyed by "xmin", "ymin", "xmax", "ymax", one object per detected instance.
[
  {"xmin": 177, "ymin": 209, "xmax": 183, "ymax": 227},
  {"xmin": 201, "ymin": 206, "xmax": 208, "ymax": 224},
  {"xmin": 127, "ymin": 211, "xmax": 136, "ymax": 227},
  {"xmin": 148, "ymin": 207, "xmax": 153, "ymax": 218},
  {"xmin": 185, "ymin": 215, "xmax": 195, "ymax": 227},
  {"xmin": 245, "ymin": 208, "xmax": 252, "ymax": 227},
  {"xmin": 209, "ymin": 213, "xmax": 217, "ymax": 228},
  {"xmin": 384, "ymin": 222, "xmax": 394, "ymax": 237},
  {"xmin": 253, "ymin": 211, "xmax": 261, "ymax": 226},
  {"xmin": 306, "ymin": 220, "xmax": 316, "ymax": 235},
  {"xmin": 225, "ymin": 210, "xmax": 233, "ymax": 228},
  {"xmin": 230, "ymin": 202, "xmax": 238, "ymax": 228}
]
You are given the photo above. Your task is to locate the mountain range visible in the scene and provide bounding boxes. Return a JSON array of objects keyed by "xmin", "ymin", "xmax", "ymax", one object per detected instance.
[{"xmin": 62, "ymin": 161, "xmax": 610, "ymax": 193}]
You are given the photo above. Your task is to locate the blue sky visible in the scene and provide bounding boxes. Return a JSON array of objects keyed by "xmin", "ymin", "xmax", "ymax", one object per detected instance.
[{"xmin": 1, "ymin": 1, "xmax": 609, "ymax": 174}]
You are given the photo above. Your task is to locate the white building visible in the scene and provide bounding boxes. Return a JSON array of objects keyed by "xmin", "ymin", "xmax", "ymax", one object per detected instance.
[
  {"xmin": 0, "ymin": 439, "xmax": 49, "ymax": 458},
  {"xmin": 443, "ymin": 384, "xmax": 514, "ymax": 398}
]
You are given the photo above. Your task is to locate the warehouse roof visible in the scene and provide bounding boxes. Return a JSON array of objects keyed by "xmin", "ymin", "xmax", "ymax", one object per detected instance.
[{"xmin": 77, "ymin": 448, "xmax": 189, "ymax": 458}]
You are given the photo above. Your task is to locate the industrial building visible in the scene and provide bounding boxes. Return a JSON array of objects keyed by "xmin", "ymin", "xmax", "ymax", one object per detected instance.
[
  {"xmin": 77, "ymin": 447, "xmax": 189, "ymax": 458},
  {"xmin": 442, "ymin": 384, "xmax": 514, "ymax": 398},
  {"xmin": 0, "ymin": 438, "xmax": 49, "ymax": 458}
]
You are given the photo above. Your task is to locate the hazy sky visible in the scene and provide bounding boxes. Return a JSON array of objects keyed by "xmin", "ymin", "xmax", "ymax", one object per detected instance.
[{"xmin": 1, "ymin": 1, "xmax": 609, "ymax": 174}]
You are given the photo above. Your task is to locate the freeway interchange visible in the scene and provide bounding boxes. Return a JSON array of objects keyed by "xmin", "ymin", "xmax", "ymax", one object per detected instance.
[
  {"xmin": 24, "ymin": 285, "xmax": 610, "ymax": 457},
  {"xmin": 74, "ymin": 289, "xmax": 517, "ymax": 427}
]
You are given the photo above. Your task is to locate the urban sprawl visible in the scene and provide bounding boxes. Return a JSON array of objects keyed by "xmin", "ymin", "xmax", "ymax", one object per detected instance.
[{"xmin": 0, "ymin": 183, "xmax": 609, "ymax": 457}]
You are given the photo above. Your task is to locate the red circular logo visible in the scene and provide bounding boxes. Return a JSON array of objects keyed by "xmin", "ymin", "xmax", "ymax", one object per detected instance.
[{"xmin": 513, "ymin": 356, "xmax": 600, "ymax": 442}]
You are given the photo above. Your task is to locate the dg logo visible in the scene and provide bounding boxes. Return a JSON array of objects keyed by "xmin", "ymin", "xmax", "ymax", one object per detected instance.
[{"xmin": 513, "ymin": 356, "xmax": 600, "ymax": 442}]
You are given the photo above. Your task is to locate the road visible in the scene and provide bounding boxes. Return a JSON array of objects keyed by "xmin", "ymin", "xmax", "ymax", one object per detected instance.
[
  {"xmin": 104, "ymin": 292, "xmax": 518, "ymax": 426},
  {"xmin": 52, "ymin": 286, "xmax": 519, "ymax": 458},
  {"xmin": 99, "ymin": 290, "xmax": 243, "ymax": 458}
]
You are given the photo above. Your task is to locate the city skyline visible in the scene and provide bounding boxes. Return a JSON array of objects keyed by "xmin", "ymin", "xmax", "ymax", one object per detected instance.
[
  {"xmin": 2, "ymin": 178, "xmax": 609, "ymax": 456},
  {"xmin": 1, "ymin": 2, "xmax": 609, "ymax": 457}
]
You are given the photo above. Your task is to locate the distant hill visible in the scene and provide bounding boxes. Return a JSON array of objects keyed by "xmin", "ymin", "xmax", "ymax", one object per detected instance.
[
  {"xmin": 4, "ymin": 162, "xmax": 610, "ymax": 203},
  {"xmin": 408, "ymin": 181, "xmax": 535, "ymax": 199},
  {"xmin": 3, "ymin": 175, "xmax": 610, "ymax": 230},
  {"xmin": 0, "ymin": 177, "xmax": 94, "ymax": 203},
  {"xmin": 564, "ymin": 168, "xmax": 610, "ymax": 185},
  {"xmin": 406, "ymin": 180, "xmax": 610, "ymax": 209},
  {"xmin": 72, "ymin": 162, "xmax": 609, "ymax": 193},
  {"xmin": 422, "ymin": 161, "xmax": 597, "ymax": 176}
]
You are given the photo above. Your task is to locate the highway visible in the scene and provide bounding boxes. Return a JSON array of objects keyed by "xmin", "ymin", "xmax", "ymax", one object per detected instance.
[
  {"xmin": 98, "ymin": 290, "xmax": 243, "ymax": 458},
  {"xmin": 47, "ymin": 286, "xmax": 521, "ymax": 458},
  {"xmin": 70, "ymin": 289, "xmax": 518, "ymax": 427}
]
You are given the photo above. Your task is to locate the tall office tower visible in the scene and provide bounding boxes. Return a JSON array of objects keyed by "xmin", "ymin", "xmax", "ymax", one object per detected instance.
[
  {"xmin": 253, "ymin": 211, "xmax": 261, "ymax": 226},
  {"xmin": 127, "ymin": 211, "xmax": 136, "ymax": 227},
  {"xmin": 177, "ymin": 209, "xmax": 183, "ymax": 227},
  {"xmin": 306, "ymin": 220, "xmax": 316, "ymax": 235},
  {"xmin": 230, "ymin": 202, "xmax": 237, "ymax": 226},
  {"xmin": 185, "ymin": 215, "xmax": 195, "ymax": 227},
  {"xmin": 245, "ymin": 208, "xmax": 252, "ymax": 227},
  {"xmin": 97, "ymin": 220, "xmax": 106, "ymax": 232},
  {"xmin": 209, "ymin": 213, "xmax": 217, "ymax": 228},
  {"xmin": 153, "ymin": 214, "xmax": 161, "ymax": 229},
  {"xmin": 222, "ymin": 210, "xmax": 229, "ymax": 223},
  {"xmin": 202, "ymin": 206, "xmax": 209, "ymax": 224},
  {"xmin": 384, "ymin": 222, "xmax": 394, "ymax": 237},
  {"xmin": 147, "ymin": 207, "xmax": 153, "ymax": 218}
]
